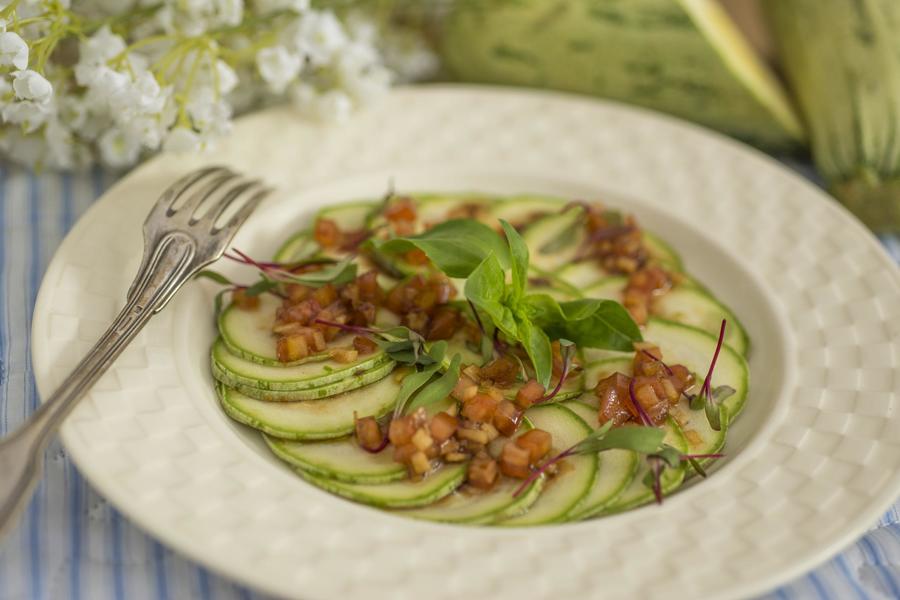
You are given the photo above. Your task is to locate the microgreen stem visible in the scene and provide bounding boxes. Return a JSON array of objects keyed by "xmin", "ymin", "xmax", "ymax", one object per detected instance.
[
  {"xmin": 313, "ymin": 319, "xmax": 376, "ymax": 336},
  {"xmin": 628, "ymin": 377, "xmax": 654, "ymax": 427},
  {"xmin": 512, "ymin": 447, "xmax": 575, "ymax": 498},
  {"xmin": 700, "ymin": 319, "xmax": 727, "ymax": 398},
  {"xmin": 537, "ymin": 344, "xmax": 573, "ymax": 404},
  {"xmin": 641, "ymin": 349, "xmax": 673, "ymax": 375}
]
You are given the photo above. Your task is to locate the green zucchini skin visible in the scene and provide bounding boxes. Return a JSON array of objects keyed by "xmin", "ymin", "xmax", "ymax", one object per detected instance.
[
  {"xmin": 265, "ymin": 434, "xmax": 407, "ymax": 484},
  {"xmin": 301, "ymin": 463, "xmax": 468, "ymax": 509},
  {"xmin": 217, "ymin": 374, "xmax": 400, "ymax": 441},
  {"xmin": 211, "ymin": 338, "xmax": 392, "ymax": 392},
  {"xmin": 215, "ymin": 359, "xmax": 396, "ymax": 402},
  {"xmin": 442, "ymin": 0, "xmax": 804, "ymax": 151}
]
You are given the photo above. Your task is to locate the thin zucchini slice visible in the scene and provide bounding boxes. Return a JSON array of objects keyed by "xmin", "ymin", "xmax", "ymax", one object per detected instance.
[
  {"xmin": 489, "ymin": 195, "xmax": 563, "ymax": 226},
  {"xmin": 217, "ymin": 373, "xmax": 400, "ymax": 440},
  {"xmin": 218, "ymin": 359, "xmax": 395, "ymax": 401},
  {"xmin": 562, "ymin": 401, "xmax": 640, "ymax": 520},
  {"xmin": 272, "ymin": 229, "xmax": 319, "ymax": 263},
  {"xmin": 558, "ymin": 262, "xmax": 608, "ymax": 289},
  {"xmin": 398, "ymin": 475, "xmax": 545, "ymax": 524},
  {"xmin": 601, "ymin": 417, "xmax": 688, "ymax": 514},
  {"xmin": 302, "ymin": 463, "xmax": 468, "ymax": 508},
  {"xmin": 583, "ymin": 357, "xmax": 632, "ymax": 389},
  {"xmin": 501, "ymin": 403, "xmax": 596, "ymax": 526},
  {"xmin": 211, "ymin": 337, "xmax": 391, "ymax": 392},
  {"xmin": 643, "ymin": 231, "xmax": 683, "ymax": 271},
  {"xmin": 265, "ymin": 434, "xmax": 406, "ymax": 484},
  {"xmin": 521, "ymin": 208, "xmax": 586, "ymax": 273},
  {"xmin": 654, "ymin": 288, "xmax": 750, "ymax": 357},
  {"xmin": 218, "ymin": 293, "xmax": 399, "ymax": 367}
]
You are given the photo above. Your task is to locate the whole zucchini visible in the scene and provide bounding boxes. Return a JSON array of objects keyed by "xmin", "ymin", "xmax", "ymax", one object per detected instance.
[
  {"xmin": 765, "ymin": 0, "xmax": 900, "ymax": 232},
  {"xmin": 441, "ymin": 0, "xmax": 805, "ymax": 151}
]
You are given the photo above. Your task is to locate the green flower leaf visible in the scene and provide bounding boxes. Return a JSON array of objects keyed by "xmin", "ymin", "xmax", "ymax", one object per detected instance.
[
  {"xmin": 407, "ymin": 353, "xmax": 462, "ymax": 412},
  {"xmin": 516, "ymin": 317, "xmax": 553, "ymax": 388},
  {"xmin": 499, "ymin": 219, "xmax": 528, "ymax": 302},
  {"xmin": 377, "ymin": 219, "xmax": 509, "ymax": 278},
  {"xmin": 524, "ymin": 294, "xmax": 641, "ymax": 351},
  {"xmin": 465, "ymin": 253, "xmax": 518, "ymax": 339}
]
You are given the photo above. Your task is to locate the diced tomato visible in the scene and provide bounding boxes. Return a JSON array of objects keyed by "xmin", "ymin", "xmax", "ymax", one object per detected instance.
[
  {"xmin": 355, "ymin": 416, "xmax": 383, "ymax": 451},
  {"xmin": 499, "ymin": 441, "xmax": 532, "ymax": 479},
  {"xmin": 516, "ymin": 429, "xmax": 552, "ymax": 463},
  {"xmin": 313, "ymin": 218, "xmax": 341, "ymax": 248},
  {"xmin": 276, "ymin": 334, "xmax": 308, "ymax": 362},
  {"xmin": 388, "ymin": 416, "xmax": 416, "ymax": 446},
  {"xmin": 480, "ymin": 356, "xmax": 519, "ymax": 387},
  {"xmin": 467, "ymin": 454, "xmax": 499, "ymax": 490},
  {"xmin": 353, "ymin": 336, "xmax": 378, "ymax": 355},
  {"xmin": 515, "ymin": 379, "xmax": 545, "ymax": 409},
  {"xmin": 462, "ymin": 392, "xmax": 498, "ymax": 423},
  {"xmin": 232, "ymin": 288, "xmax": 260, "ymax": 310},
  {"xmin": 596, "ymin": 372, "xmax": 633, "ymax": 426},
  {"xmin": 429, "ymin": 412, "xmax": 459, "ymax": 444},
  {"xmin": 384, "ymin": 198, "xmax": 417, "ymax": 222},
  {"xmin": 493, "ymin": 400, "xmax": 522, "ymax": 437}
]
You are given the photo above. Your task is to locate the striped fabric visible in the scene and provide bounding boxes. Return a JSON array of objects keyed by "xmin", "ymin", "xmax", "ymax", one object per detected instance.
[{"xmin": 0, "ymin": 165, "xmax": 899, "ymax": 600}]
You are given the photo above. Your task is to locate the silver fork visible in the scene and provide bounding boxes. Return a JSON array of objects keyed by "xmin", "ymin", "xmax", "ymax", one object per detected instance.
[{"xmin": 0, "ymin": 166, "xmax": 270, "ymax": 537}]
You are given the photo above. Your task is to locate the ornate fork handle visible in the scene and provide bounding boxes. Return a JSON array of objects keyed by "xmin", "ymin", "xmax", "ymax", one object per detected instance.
[
  {"xmin": 0, "ymin": 166, "xmax": 267, "ymax": 538},
  {"xmin": 36, "ymin": 233, "xmax": 197, "ymax": 438},
  {"xmin": 0, "ymin": 236, "xmax": 197, "ymax": 525}
]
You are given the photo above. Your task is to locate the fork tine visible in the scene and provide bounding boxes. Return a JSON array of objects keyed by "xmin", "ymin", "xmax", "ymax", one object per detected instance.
[
  {"xmin": 216, "ymin": 187, "xmax": 271, "ymax": 234},
  {"xmin": 174, "ymin": 170, "xmax": 242, "ymax": 217},
  {"xmin": 204, "ymin": 179, "xmax": 265, "ymax": 226},
  {"xmin": 155, "ymin": 166, "xmax": 231, "ymax": 215}
]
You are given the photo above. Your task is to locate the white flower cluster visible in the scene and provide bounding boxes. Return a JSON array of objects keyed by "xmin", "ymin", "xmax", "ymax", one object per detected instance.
[{"xmin": 0, "ymin": 0, "xmax": 440, "ymax": 170}]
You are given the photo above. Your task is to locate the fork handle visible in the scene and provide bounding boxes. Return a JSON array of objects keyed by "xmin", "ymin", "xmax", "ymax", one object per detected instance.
[{"xmin": 0, "ymin": 234, "xmax": 197, "ymax": 535}]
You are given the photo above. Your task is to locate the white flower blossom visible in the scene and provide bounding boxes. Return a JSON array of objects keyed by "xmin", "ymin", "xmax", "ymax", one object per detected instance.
[
  {"xmin": 291, "ymin": 11, "xmax": 347, "ymax": 66},
  {"xmin": 12, "ymin": 70, "xmax": 52, "ymax": 103},
  {"xmin": 3, "ymin": 99, "xmax": 50, "ymax": 132},
  {"xmin": 256, "ymin": 45, "xmax": 301, "ymax": 94},
  {"xmin": 44, "ymin": 119, "xmax": 75, "ymax": 168},
  {"xmin": 163, "ymin": 126, "xmax": 201, "ymax": 153},
  {"xmin": 0, "ymin": 2, "xmax": 418, "ymax": 169},
  {"xmin": 254, "ymin": 0, "xmax": 309, "ymax": 14},
  {"xmin": 0, "ymin": 31, "xmax": 28, "ymax": 70},
  {"xmin": 215, "ymin": 60, "xmax": 238, "ymax": 95},
  {"xmin": 98, "ymin": 126, "xmax": 142, "ymax": 167}
]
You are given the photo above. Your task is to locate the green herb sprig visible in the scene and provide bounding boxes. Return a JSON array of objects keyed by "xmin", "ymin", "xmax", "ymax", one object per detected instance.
[{"xmin": 379, "ymin": 219, "xmax": 641, "ymax": 387}]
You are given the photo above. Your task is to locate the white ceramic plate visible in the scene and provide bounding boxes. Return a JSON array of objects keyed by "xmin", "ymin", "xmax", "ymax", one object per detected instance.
[{"xmin": 32, "ymin": 86, "xmax": 900, "ymax": 600}]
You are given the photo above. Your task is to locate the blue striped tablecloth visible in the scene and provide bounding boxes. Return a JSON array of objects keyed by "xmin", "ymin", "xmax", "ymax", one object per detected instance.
[{"xmin": 1, "ymin": 165, "xmax": 900, "ymax": 600}]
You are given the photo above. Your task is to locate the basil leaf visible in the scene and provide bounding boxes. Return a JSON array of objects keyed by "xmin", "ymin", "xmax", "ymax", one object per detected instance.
[
  {"xmin": 289, "ymin": 257, "xmax": 357, "ymax": 288},
  {"xmin": 394, "ymin": 362, "xmax": 443, "ymax": 416},
  {"xmin": 407, "ymin": 353, "xmax": 462, "ymax": 412},
  {"xmin": 653, "ymin": 444, "xmax": 683, "ymax": 468},
  {"xmin": 378, "ymin": 219, "xmax": 509, "ymax": 278},
  {"xmin": 576, "ymin": 424, "xmax": 665, "ymax": 454},
  {"xmin": 500, "ymin": 219, "xmax": 528, "ymax": 302},
  {"xmin": 195, "ymin": 270, "xmax": 234, "ymax": 285},
  {"xmin": 465, "ymin": 253, "xmax": 518, "ymax": 338},
  {"xmin": 524, "ymin": 294, "xmax": 641, "ymax": 351},
  {"xmin": 517, "ymin": 317, "xmax": 553, "ymax": 388},
  {"xmin": 245, "ymin": 277, "xmax": 280, "ymax": 297}
]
